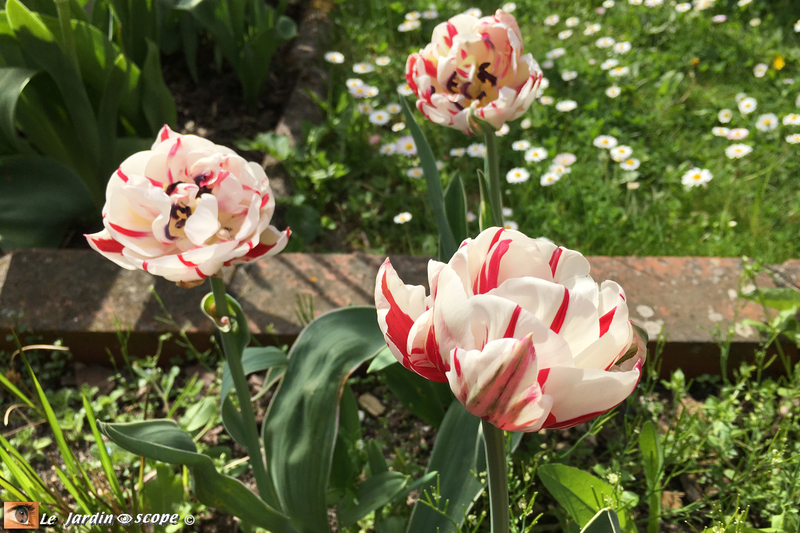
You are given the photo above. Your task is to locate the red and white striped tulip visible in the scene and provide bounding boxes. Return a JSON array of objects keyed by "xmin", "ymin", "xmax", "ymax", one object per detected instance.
[
  {"xmin": 85, "ymin": 126, "xmax": 290, "ymax": 286},
  {"xmin": 375, "ymin": 227, "xmax": 646, "ymax": 432},
  {"xmin": 405, "ymin": 9, "xmax": 543, "ymax": 136}
]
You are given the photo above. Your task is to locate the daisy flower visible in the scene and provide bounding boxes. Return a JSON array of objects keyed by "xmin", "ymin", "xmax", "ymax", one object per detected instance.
[
  {"xmin": 540, "ymin": 172, "xmax": 561, "ymax": 186},
  {"xmin": 353, "ymin": 63, "xmax": 374, "ymax": 74},
  {"xmin": 606, "ymin": 86, "xmax": 622, "ymax": 98},
  {"xmin": 539, "ymin": 96, "xmax": 555, "ymax": 105},
  {"xmin": 463, "ymin": 8, "xmax": 482, "ymax": 17},
  {"xmin": 396, "ymin": 135, "xmax": 417, "ymax": 156},
  {"xmin": 727, "ymin": 128, "xmax": 749, "ymax": 140},
  {"xmin": 397, "ymin": 83, "xmax": 413, "ymax": 96},
  {"xmin": 405, "ymin": 11, "xmax": 421, "ymax": 20},
  {"xmin": 544, "ymin": 14, "xmax": 560, "ymax": 26},
  {"xmin": 350, "ymin": 85, "xmax": 370, "ymax": 98},
  {"xmin": 738, "ymin": 0, "xmax": 752, "ymax": 5},
  {"xmin": 675, "ymin": 3, "xmax": 691, "ymax": 12},
  {"xmin": 466, "ymin": 211, "xmax": 477, "ymax": 222},
  {"xmin": 596, "ymin": 37, "xmax": 616, "ymax": 48},
  {"xmin": 450, "ymin": 147, "xmax": 466, "ymax": 157},
  {"xmin": 366, "ymin": 86, "xmax": 379, "ymax": 97},
  {"xmin": 502, "ymin": 3, "xmax": 516, "ymax": 13},
  {"xmin": 603, "ymin": 0, "xmax": 615, "ymax": 5},
  {"xmin": 540, "ymin": 78, "xmax": 551, "ymax": 90},
  {"xmin": 358, "ymin": 103, "xmax": 374, "ymax": 114},
  {"xmin": 795, "ymin": 20, "xmax": 800, "ymax": 32},
  {"xmin": 613, "ymin": 42, "xmax": 632, "ymax": 54},
  {"xmin": 324, "ymin": 51, "xmax": 345, "ymax": 64},
  {"xmin": 782, "ymin": 113, "xmax": 800, "ymax": 126},
  {"xmin": 756, "ymin": 114, "xmax": 778, "ymax": 131},
  {"xmin": 786, "ymin": 134, "xmax": 800, "ymax": 144},
  {"xmin": 558, "ymin": 30, "xmax": 573, "ymax": 39},
  {"xmin": 542, "ymin": 60, "xmax": 555, "ymax": 69},
  {"xmin": 796, "ymin": 94, "xmax": 800, "ymax": 107},
  {"xmin": 735, "ymin": 92, "xmax": 748, "ymax": 103},
  {"xmin": 601, "ymin": 59, "xmax": 620, "ymax": 70},
  {"xmin": 584, "ymin": 23, "xmax": 602, "ymax": 35},
  {"xmin": 512, "ymin": 140, "xmax": 532, "ymax": 151},
  {"xmin": 380, "ymin": 144, "xmax": 396, "ymax": 155},
  {"xmin": 562, "ymin": 71, "xmax": 578, "ymax": 81},
  {"xmin": 712, "ymin": 14, "xmax": 727, "ymax": 23},
  {"xmin": 554, "ymin": 153, "xmax": 577, "ymax": 166},
  {"xmin": 712, "ymin": 127, "xmax": 730, "ymax": 137},
  {"xmin": 503, "ymin": 221, "xmax": 519, "ymax": 230},
  {"xmin": 506, "ymin": 168, "xmax": 531, "ymax": 183},
  {"xmin": 346, "ymin": 78, "xmax": 364, "ymax": 88},
  {"xmin": 738, "ymin": 97, "xmax": 757, "ymax": 114},
  {"xmin": 566, "ymin": 17, "xmax": 580, "ymax": 27},
  {"xmin": 749, "ymin": 18, "xmax": 761, "ymax": 27},
  {"xmin": 502, "ymin": 207, "xmax": 513, "ymax": 217},
  {"xmin": 496, "ymin": 124, "xmax": 511, "ymax": 137},
  {"xmin": 682, "ymin": 168, "xmax": 713, "ymax": 187},
  {"xmin": 594, "ymin": 135, "xmax": 619, "ymax": 148},
  {"xmin": 386, "ymin": 103, "xmax": 401, "ymax": 114},
  {"xmin": 718, "ymin": 109, "xmax": 733, "ymax": 123},
  {"xmin": 548, "ymin": 164, "xmax": 571, "ymax": 175},
  {"xmin": 525, "ymin": 147, "xmax": 548, "ymax": 162},
  {"xmin": 609, "ymin": 66, "xmax": 630, "ymax": 77},
  {"xmin": 398, "ymin": 20, "xmax": 421, "ymax": 32},
  {"xmin": 521, "ymin": 118, "xmax": 533, "ymax": 129},
  {"xmin": 644, "ymin": 0, "xmax": 663, "ymax": 6},
  {"xmin": 375, "ymin": 56, "xmax": 391, "ymax": 66},
  {"xmin": 467, "ymin": 143, "xmax": 487, "ymax": 158},
  {"xmin": 610, "ymin": 145, "xmax": 633, "ymax": 161},
  {"xmin": 391, "ymin": 122, "xmax": 406, "ymax": 132},
  {"xmin": 406, "ymin": 167, "xmax": 424, "ymax": 179},
  {"xmin": 753, "ymin": 63, "xmax": 768, "ymax": 78},
  {"xmin": 393, "ymin": 212, "xmax": 412, "ymax": 224},
  {"xmin": 629, "ymin": 0, "xmax": 643, "ymax": 5},
  {"xmin": 369, "ymin": 110, "xmax": 391, "ymax": 125},
  {"xmin": 546, "ymin": 48, "xmax": 567, "ymax": 59},
  {"xmin": 422, "ymin": 9, "xmax": 438, "ymax": 19},
  {"xmin": 627, "ymin": 182, "xmax": 640, "ymax": 190},
  {"xmin": 694, "ymin": 0, "xmax": 715, "ymax": 10},
  {"xmin": 620, "ymin": 158, "xmax": 640, "ymax": 170},
  {"xmin": 725, "ymin": 144, "xmax": 753, "ymax": 158},
  {"xmin": 555, "ymin": 100, "xmax": 578, "ymax": 112}
]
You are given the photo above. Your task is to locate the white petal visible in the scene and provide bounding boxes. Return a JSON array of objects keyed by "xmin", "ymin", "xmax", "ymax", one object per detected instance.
[{"xmin": 184, "ymin": 194, "xmax": 221, "ymax": 245}]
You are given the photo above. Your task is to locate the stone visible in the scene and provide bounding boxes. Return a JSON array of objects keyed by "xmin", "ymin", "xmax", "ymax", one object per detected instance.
[{"xmin": 358, "ymin": 392, "xmax": 386, "ymax": 417}]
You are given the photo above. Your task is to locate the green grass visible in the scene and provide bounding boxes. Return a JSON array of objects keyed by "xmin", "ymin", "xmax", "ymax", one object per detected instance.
[{"xmin": 248, "ymin": 0, "xmax": 800, "ymax": 262}]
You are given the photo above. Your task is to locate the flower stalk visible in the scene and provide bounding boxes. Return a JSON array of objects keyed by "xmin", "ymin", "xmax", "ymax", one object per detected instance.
[
  {"xmin": 209, "ymin": 276, "xmax": 276, "ymax": 505},
  {"xmin": 483, "ymin": 132, "xmax": 505, "ymax": 228},
  {"xmin": 482, "ymin": 420, "xmax": 510, "ymax": 533}
]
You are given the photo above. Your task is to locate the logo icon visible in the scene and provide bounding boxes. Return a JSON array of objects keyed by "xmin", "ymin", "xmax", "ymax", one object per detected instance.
[
  {"xmin": 116, "ymin": 514, "xmax": 133, "ymax": 525},
  {"xmin": 3, "ymin": 502, "xmax": 39, "ymax": 529}
]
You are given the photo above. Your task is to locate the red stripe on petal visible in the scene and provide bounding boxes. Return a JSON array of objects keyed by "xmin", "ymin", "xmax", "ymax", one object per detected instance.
[
  {"xmin": 116, "ymin": 167, "xmax": 129, "ymax": 183},
  {"xmin": 380, "ymin": 266, "xmax": 416, "ymax": 363},
  {"xmin": 550, "ymin": 287, "xmax": 570, "ymax": 334},
  {"xmin": 244, "ymin": 241, "xmax": 277, "ymax": 259},
  {"xmin": 423, "ymin": 58, "xmax": 437, "ymax": 78},
  {"xmin": 447, "ymin": 22, "xmax": 458, "ymax": 40},
  {"xmin": 108, "ymin": 222, "xmax": 150, "ymax": 238},
  {"xmin": 142, "ymin": 261, "xmax": 149, "ymax": 272},
  {"xmin": 260, "ymin": 193, "xmax": 271, "ymax": 210},
  {"xmin": 89, "ymin": 237, "xmax": 124, "ymax": 254},
  {"xmin": 503, "ymin": 305, "xmax": 522, "ymax": 338},
  {"xmin": 160, "ymin": 126, "xmax": 171, "ymax": 142},
  {"xmin": 537, "ymin": 368, "xmax": 550, "ymax": 391},
  {"xmin": 542, "ymin": 409, "xmax": 610, "ymax": 430},
  {"xmin": 195, "ymin": 267, "xmax": 208, "ymax": 279},
  {"xmin": 453, "ymin": 348, "xmax": 462, "ymax": 377},
  {"xmin": 177, "ymin": 254, "xmax": 197, "ymax": 267},
  {"xmin": 168, "ymin": 137, "xmax": 181, "ymax": 158},
  {"xmin": 599, "ymin": 307, "xmax": 617, "ymax": 337},
  {"xmin": 549, "ymin": 247, "xmax": 563, "ymax": 277},
  {"xmin": 483, "ymin": 239, "xmax": 511, "ymax": 292}
]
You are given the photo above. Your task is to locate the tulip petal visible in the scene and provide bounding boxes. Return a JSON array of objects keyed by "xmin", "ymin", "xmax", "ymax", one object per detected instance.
[
  {"xmin": 184, "ymin": 194, "xmax": 221, "ymax": 246},
  {"xmin": 85, "ymin": 230, "xmax": 137, "ymax": 270}
]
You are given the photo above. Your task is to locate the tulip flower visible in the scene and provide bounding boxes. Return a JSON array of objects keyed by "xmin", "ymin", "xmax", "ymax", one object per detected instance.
[
  {"xmin": 375, "ymin": 227, "xmax": 646, "ymax": 432},
  {"xmin": 405, "ymin": 10, "xmax": 543, "ymax": 136},
  {"xmin": 85, "ymin": 126, "xmax": 290, "ymax": 286}
]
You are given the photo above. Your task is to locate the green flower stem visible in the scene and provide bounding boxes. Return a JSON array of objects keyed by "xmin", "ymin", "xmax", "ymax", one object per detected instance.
[
  {"xmin": 210, "ymin": 276, "xmax": 274, "ymax": 504},
  {"xmin": 482, "ymin": 420, "xmax": 509, "ymax": 533},
  {"xmin": 483, "ymin": 132, "xmax": 505, "ymax": 228}
]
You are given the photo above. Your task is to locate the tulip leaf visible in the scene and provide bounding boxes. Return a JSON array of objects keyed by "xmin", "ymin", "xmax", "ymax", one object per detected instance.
[
  {"xmin": 399, "ymin": 97, "xmax": 457, "ymax": 261},
  {"xmin": 538, "ymin": 464, "xmax": 636, "ymax": 532},
  {"xmin": 220, "ymin": 396, "xmax": 247, "ymax": 448},
  {"xmin": 221, "ymin": 346, "xmax": 288, "ymax": 401},
  {"xmin": 338, "ymin": 471, "xmax": 409, "ymax": 527},
  {"xmin": 406, "ymin": 400, "xmax": 486, "ymax": 533},
  {"xmin": 367, "ymin": 440, "xmax": 389, "ymax": 475},
  {"xmin": 0, "ymin": 154, "xmax": 95, "ymax": 248},
  {"xmin": 97, "ymin": 54, "xmax": 127, "ymax": 178},
  {"xmin": 141, "ymin": 38, "xmax": 177, "ymax": 132},
  {"xmin": 580, "ymin": 508, "xmax": 623, "ymax": 533},
  {"xmin": 443, "ymin": 172, "xmax": 468, "ymax": 245},
  {"xmin": 0, "ymin": 66, "xmax": 37, "ymax": 154},
  {"xmin": 381, "ymin": 362, "xmax": 446, "ymax": 428},
  {"xmin": 98, "ymin": 419, "xmax": 297, "ymax": 533},
  {"xmin": 639, "ymin": 420, "xmax": 664, "ymax": 489},
  {"xmin": 367, "ymin": 346, "xmax": 397, "ymax": 374},
  {"xmin": 263, "ymin": 306, "xmax": 387, "ymax": 533}
]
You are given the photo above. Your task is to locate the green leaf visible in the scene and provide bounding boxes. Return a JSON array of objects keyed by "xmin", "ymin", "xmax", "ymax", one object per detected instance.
[
  {"xmin": 263, "ymin": 306, "xmax": 387, "ymax": 533},
  {"xmin": 99, "ymin": 419, "xmax": 297, "ymax": 533},
  {"xmin": 742, "ymin": 287, "xmax": 800, "ymax": 312},
  {"xmin": 339, "ymin": 384, "xmax": 362, "ymax": 444},
  {"xmin": 381, "ymin": 362, "xmax": 446, "ymax": 428},
  {"xmin": 639, "ymin": 421, "xmax": 664, "ymax": 489},
  {"xmin": 201, "ymin": 291, "xmax": 251, "ymax": 355},
  {"xmin": 81, "ymin": 393, "xmax": 126, "ymax": 507},
  {"xmin": 275, "ymin": 15, "xmax": 296, "ymax": 40},
  {"xmin": 221, "ymin": 346, "xmax": 288, "ymax": 401},
  {"xmin": 6, "ymin": 0, "xmax": 101, "ymax": 183},
  {"xmin": 220, "ymin": 396, "xmax": 247, "ymax": 448},
  {"xmin": 181, "ymin": 396, "xmax": 217, "ymax": 432},
  {"xmin": 406, "ymin": 401, "xmax": 485, "ymax": 533},
  {"xmin": 367, "ymin": 440, "xmax": 388, "ymax": 475},
  {"xmin": 367, "ymin": 346, "xmax": 396, "ymax": 374},
  {"xmin": 399, "ymin": 97, "xmax": 456, "ymax": 262},
  {"xmin": 0, "ymin": 66, "xmax": 37, "ymax": 154},
  {"xmin": 338, "ymin": 471, "xmax": 408, "ymax": 527},
  {"xmin": 140, "ymin": 38, "xmax": 176, "ymax": 133},
  {"xmin": 443, "ymin": 173, "xmax": 468, "ymax": 245},
  {"xmin": 377, "ymin": 516, "xmax": 408, "ymax": 533},
  {"xmin": 97, "ymin": 53, "xmax": 127, "ymax": 177},
  {"xmin": 581, "ymin": 509, "xmax": 623, "ymax": 533},
  {"xmin": 538, "ymin": 464, "xmax": 635, "ymax": 532},
  {"xmin": 143, "ymin": 464, "xmax": 183, "ymax": 515}
]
